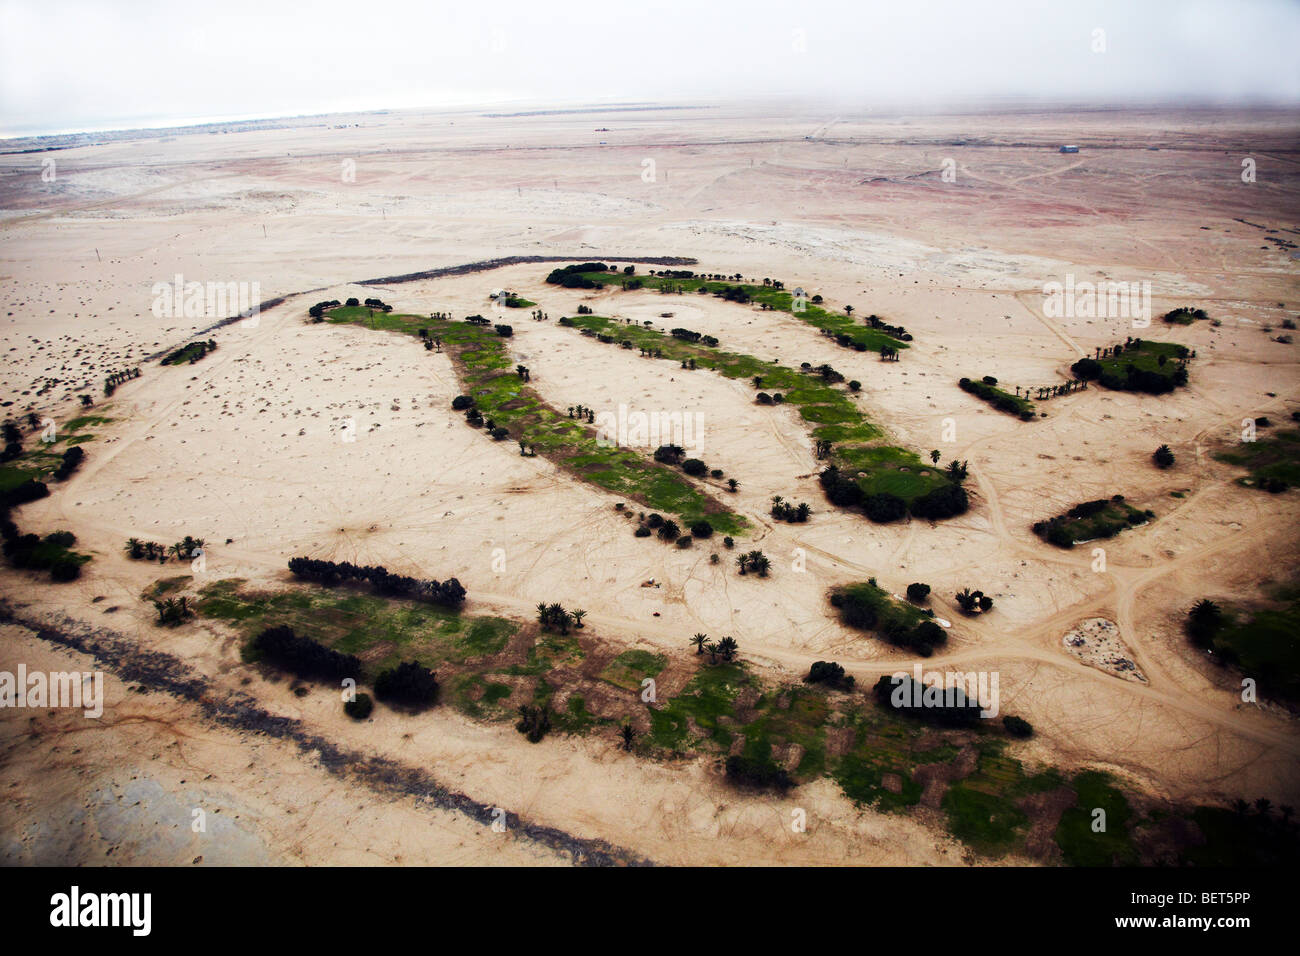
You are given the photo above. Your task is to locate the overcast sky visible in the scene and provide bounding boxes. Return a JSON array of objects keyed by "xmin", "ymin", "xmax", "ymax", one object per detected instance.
[{"xmin": 2, "ymin": 0, "xmax": 1297, "ymax": 135}]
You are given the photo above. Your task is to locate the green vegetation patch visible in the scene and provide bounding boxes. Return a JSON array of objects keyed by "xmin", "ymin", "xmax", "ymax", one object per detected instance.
[
  {"xmin": 599, "ymin": 648, "xmax": 668, "ymax": 691},
  {"xmin": 1214, "ymin": 427, "xmax": 1300, "ymax": 493},
  {"xmin": 569, "ymin": 269, "xmax": 910, "ymax": 353},
  {"xmin": 1054, "ymin": 770, "xmax": 1139, "ymax": 865},
  {"xmin": 1032, "ymin": 495, "xmax": 1153, "ymax": 548}
]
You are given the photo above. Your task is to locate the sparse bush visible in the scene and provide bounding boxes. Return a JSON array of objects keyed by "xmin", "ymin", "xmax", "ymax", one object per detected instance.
[
  {"xmin": 374, "ymin": 661, "xmax": 440, "ymax": 710},
  {"xmin": 345, "ymin": 693, "xmax": 374, "ymax": 720}
]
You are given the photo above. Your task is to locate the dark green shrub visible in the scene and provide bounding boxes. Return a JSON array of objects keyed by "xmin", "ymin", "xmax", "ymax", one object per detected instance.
[{"xmin": 345, "ymin": 693, "xmax": 374, "ymax": 720}]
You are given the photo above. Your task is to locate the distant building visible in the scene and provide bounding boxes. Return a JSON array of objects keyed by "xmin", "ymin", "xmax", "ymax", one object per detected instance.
[{"xmin": 1059, "ymin": 145, "xmax": 1079, "ymax": 153}]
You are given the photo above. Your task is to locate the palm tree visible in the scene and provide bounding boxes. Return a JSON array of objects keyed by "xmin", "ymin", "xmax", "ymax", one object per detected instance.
[
  {"xmin": 727, "ymin": 478, "xmax": 738, "ymax": 492},
  {"xmin": 930, "ymin": 449, "xmax": 941, "ymax": 464},
  {"xmin": 1255, "ymin": 798, "xmax": 1272, "ymax": 817},
  {"xmin": 716, "ymin": 636, "xmax": 739, "ymax": 662},
  {"xmin": 690, "ymin": 633, "xmax": 709, "ymax": 655},
  {"xmin": 619, "ymin": 724, "xmax": 635, "ymax": 751},
  {"xmin": 736, "ymin": 553, "xmax": 750, "ymax": 575},
  {"xmin": 125, "ymin": 537, "xmax": 141, "ymax": 557},
  {"xmin": 571, "ymin": 609, "xmax": 586, "ymax": 629},
  {"xmin": 795, "ymin": 502, "xmax": 812, "ymax": 522}
]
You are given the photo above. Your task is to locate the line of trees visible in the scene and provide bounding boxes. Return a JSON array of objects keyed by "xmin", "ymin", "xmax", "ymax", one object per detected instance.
[
  {"xmin": 287, "ymin": 557, "xmax": 467, "ymax": 608},
  {"xmin": 125, "ymin": 536, "xmax": 204, "ymax": 563},
  {"xmin": 254, "ymin": 624, "xmax": 361, "ymax": 681},
  {"xmin": 103, "ymin": 367, "xmax": 140, "ymax": 396}
]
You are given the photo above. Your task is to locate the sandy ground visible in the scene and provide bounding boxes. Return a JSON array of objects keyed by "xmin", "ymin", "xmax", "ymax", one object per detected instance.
[{"xmin": 1, "ymin": 103, "xmax": 1298, "ymax": 864}]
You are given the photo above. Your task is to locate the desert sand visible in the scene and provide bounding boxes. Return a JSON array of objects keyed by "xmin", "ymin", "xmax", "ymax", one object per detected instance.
[{"xmin": 1, "ymin": 103, "xmax": 1297, "ymax": 864}]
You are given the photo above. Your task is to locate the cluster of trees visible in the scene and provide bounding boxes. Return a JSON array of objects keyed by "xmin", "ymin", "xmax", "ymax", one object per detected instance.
[
  {"xmin": 308, "ymin": 299, "xmax": 341, "ymax": 320},
  {"xmin": 575, "ymin": 305, "xmax": 593, "ymax": 314},
  {"xmin": 689, "ymin": 633, "xmax": 739, "ymax": 663},
  {"xmin": 463, "ymin": 314, "xmax": 491, "ymax": 326},
  {"xmin": 906, "ymin": 582, "xmax": 931, "ymax": 602},
  {"xmin": 872, "ymin": 674, "xmax": 982, "ymax": 727},
  {"xmin": 954, "ymin": 588, "xmax": 993, "ymax": 614},
  {"xmin": 124, "ymin": 536, "xmax": 204, "ymax": 563},
  {"xmin": 528, "ymin": 309, "xmax": 550, "ymax": 320},
  {"xmin": 797, "ymin": 360, "xmax": 845, "ymax": 384},
  {"xmin": 1, "ymin": 420, "xmax": 23, "ymax": 462},
  {"xmin": 161, "ymin": 339, "xmax": 217, "ymax": 365},
  {"xmin": 287, "ymin": 557, "xmax": 467, "ymax": 608},
  {"xmin": 153, "ymin": 596, "xmax": 194, "ymax": 627},
  {"xmin": 494, "ymin": 324, "xmax": 513, "ymax": 337},
  {"xmin": 517, "ymin": 703, "xmax": 553, "ymax": 742},
  {"xmin": 862, "ymin": 313, "xmax": 912, "ymax": 341},
  {"xmin": 770, "ymin": 495, "xmax": 811, "ymax": 522},
  {"xmin": 1071, "ymin": 339, "xmax": 1190, "ymax": 394},
  {"xmin": 545, "ymin": 262, "xmax": 609, "ymax": 289},
  {"xmin": 363, "ymin": 297, "xmax": 391, "ymax": 312},
  {"xmin": 831, "ymin": 584, "xmax": 947, "ymax": 655},
  {"xmin": 754, "ymin": 391, "xmax": 786, "ymax": 405},
  {"xmin": 725, "ymin": 753, "xmax": 794, "ymax": 792},
  {"xmin": 1163, "ymin": 306, "xmax": 1209, "ymax": 324},
  {"xmin": 103, "ymin": 367, "xmax": 141, "ymax": 396},
  {"xmin": 805, "ymin": 660, "xmax": 855, "ymax": 690},
  {"xmin": 880, "ymin": 345, "xmax": 901, "ymax": 361},
  {"xmin": 819, "ymin": 466, "xmax": 969, "ymax": 523},
  {"xmin": 670, "ymin": 327, "xmax": 719, "ymax": 347},
  {"xmin": 736, "ymin": 550, "xmax": 771, "ymax": 576},
  {"xmin": 1153, "ymin": 444, "xmax": 1176, "ymax": 469},
  {"xmin": 254, "ymin": 625, "xmax": 361, "ymax": 682},
  {"xmin": 3, "ymin": 526, "xmax": 83, "ymax": 581},
  {"xmin": 651, "ymin": 444, "xmax": 720, "ymax": 482},
  {"xmin": 567, "ymin": 404, "xmax": 596, "ymax": 422},
  {"xmin": 537, "ymin": 602, "xmax": 586, "ymax": 633},
  {"xmin": 1032, "ymin": 495, "xmax": 1152, "ymax": 548},
  {"xmin": 53, "ymin": 445, "xmax": 84, "ymax": 481},
  {"xmin": 635, "ymin": 512, "xmax": 683, "ymax": 544},
  {"xmin": 825, "ymin": 329, "xmax": 869, "ymax": 352},
  {"xmin": 374, "ymin": 660, "xmax": 440, "ymax": 710}
]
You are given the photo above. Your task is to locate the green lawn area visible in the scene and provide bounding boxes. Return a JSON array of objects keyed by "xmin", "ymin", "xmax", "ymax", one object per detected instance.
[{"xmin": 323, "ymin": 306, "xmax": 747, "ymax": 536}]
